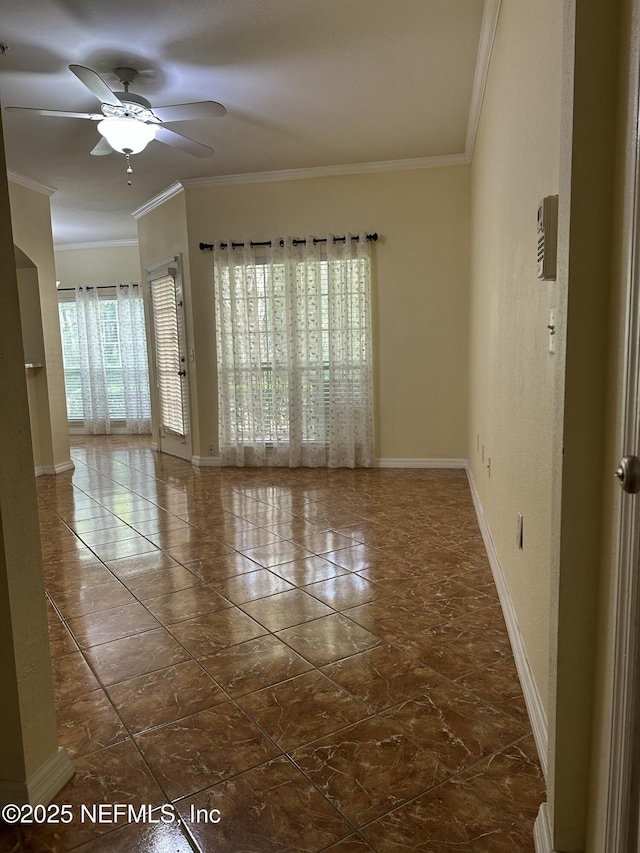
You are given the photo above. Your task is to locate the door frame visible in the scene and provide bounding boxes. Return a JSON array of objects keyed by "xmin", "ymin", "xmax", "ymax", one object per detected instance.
[{"xmin": 605, "ymin": 2, "xmax": 640, "ymax": 848}]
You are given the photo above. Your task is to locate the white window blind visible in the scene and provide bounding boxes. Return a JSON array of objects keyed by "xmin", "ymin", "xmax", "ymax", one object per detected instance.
[
  {"xmin": 58, "ymin": 300, "xmax": 83, "ymax": 420},
  {"xmin": 98, "ymin": 299, "xmax": 127, "ymax": 419},
  {"xmin": 149, "ymin": 273, "xmax": 188, "ymax": 437}
]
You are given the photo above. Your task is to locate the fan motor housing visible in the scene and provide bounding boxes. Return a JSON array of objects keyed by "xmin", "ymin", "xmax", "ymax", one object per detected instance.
[
  {"xmin": 102, "ymin": 93, "xmax": 157, "ymax": 123},
  {"xmin": 114, "ymin": 91, "xmax": 151, "ymax": 109}
]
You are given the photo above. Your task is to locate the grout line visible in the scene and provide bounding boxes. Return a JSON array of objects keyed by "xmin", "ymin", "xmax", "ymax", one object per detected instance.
[{"xmin": 38, "ymin": 437, "xmax": 542, "ymax": 849}]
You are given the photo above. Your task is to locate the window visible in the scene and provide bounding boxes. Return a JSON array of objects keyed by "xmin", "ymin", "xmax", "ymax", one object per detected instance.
[
  {"xmin": 213, "ymin": 234, "xmax": 374, "ymax": 467},
  {"xmin": 58, "ymin": 300, "xmax": 83, "ymax": 421},
  {"xmin": 58, "ymin": 286, "xmax": 151, "ymax": 433}
]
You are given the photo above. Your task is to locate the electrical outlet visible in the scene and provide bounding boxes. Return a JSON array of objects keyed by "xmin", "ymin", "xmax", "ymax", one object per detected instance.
[
  {"xmin": 517, "ymin": 512, "xmax": 524, "ymax": 549},
  {"xmin": 207, "ymin": 443, "xmax": 215, "ymax": 456}
]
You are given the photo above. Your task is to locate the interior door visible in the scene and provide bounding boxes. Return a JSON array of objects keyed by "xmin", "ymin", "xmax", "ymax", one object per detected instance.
[{"xmin": 147, "ymin": 258, "xmax": 192, "ymax": 461}]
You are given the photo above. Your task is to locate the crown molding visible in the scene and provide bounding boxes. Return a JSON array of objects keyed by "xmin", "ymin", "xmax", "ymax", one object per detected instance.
[
  {"xmin": 134, "ymin": 153, "xmax": 470, "ymax": 218},
  {"xmin": 181, "ymin": 154, "xmax": 470, "ymax": 190},
  {"xmin": 132, "ymin": 181, "xmax": 185, "ymax": 220},
  {"xmin": 465, "ymin": 0, "xmax": 502, "ymax": 159},
  {"xmin": 7, "ymin": 170, "xmax": 56, "ymax": 197},
  {"xmin": 132, "ymin": 154, "xmax": 470, "ymax": 219},
  {"xmin": 54, "ymin": 238, "xmax": 139, "ymax": 251}
]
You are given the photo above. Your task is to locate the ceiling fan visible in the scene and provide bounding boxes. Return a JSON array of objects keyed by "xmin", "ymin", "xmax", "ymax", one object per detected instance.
[{"xmin": 5, "ymin": 64, "xmax": 226, "ymax": 182}]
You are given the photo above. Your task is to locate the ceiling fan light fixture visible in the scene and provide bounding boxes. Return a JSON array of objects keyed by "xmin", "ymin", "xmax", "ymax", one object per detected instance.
[{"xmin": 97, "ymin": 117, "xmax": 156, "ymax": 154}]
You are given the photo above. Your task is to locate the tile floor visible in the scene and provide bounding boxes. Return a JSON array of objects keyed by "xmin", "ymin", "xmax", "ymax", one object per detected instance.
[{"xmin": 1, "ymin": 436, "xmax": 544, "ymax": 852}]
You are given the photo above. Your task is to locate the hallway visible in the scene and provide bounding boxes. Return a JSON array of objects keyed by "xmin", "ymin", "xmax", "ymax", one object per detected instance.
[{"xmin": 2, "ymin": 437, "xmax": 544, "ymax": 851}]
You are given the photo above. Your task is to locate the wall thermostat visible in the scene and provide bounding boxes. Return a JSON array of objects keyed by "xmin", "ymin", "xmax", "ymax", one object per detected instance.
[{"xmin": 537, "ymin": 195, "xmax": 558, "ymax": 280}]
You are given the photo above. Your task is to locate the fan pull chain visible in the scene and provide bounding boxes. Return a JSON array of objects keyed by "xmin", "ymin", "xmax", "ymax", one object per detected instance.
[{"xmin": 125, "ymin": 151, "xmax": 133, "ymax": 185}]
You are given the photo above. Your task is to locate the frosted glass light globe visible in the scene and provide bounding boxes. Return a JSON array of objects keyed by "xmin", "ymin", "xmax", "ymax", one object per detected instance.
[{"xmin": 97, "ymin": 118, "xmax": 156, "ymax": 154}]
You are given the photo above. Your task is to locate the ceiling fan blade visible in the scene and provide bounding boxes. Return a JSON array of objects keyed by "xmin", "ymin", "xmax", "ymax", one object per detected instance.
[
  {"xmin": 69, "ymin": 64, "xmax": 123, "ymax": 107},
  {"xmin": 151, "ymin": 101, "xmax": 227, "ymax": 122},
  {"xmin": 90, "ymin": 138, "xmax": 114, "ymax": 156},
  {"xmin": 154, "ymin": 126, "xmax": 214, "ymax": 157},
  {"xmin": 5, "ymin": 106, "xmax": 103, "ymax": 120}
]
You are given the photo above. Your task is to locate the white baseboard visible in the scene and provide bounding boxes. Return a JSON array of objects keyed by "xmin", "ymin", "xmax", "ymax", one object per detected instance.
[
  {"xmin": 191, "ymin": 455, "xmax": 222, "ymax": 467},
  {"xmin": 150, "ymin": 442, "xmax": 158, "ymax": 452},
  {"xmin": 190, "ymin": 457, "xmax": 465, "ymax": 469},
  {"xmin": 0, "ymin": 747, "xmax": 74, "ymax": 806},
  {"xmin": 375, "ymin": 457, "xmax": 467, "ymax": 469},
  {"xmin": 534, "ymin": 803, "xmax": 555, "ymax": 852},
  {"xmin": 173, "ymin": 456, "xmax": 468, "ymax": 470},
  {"xmin": 34, "ymin": 460, "xmax": 75, "ymax": 477},
  {"xmin": 466, "ymin": 464, "xmax": 549, "ymax": 780}
]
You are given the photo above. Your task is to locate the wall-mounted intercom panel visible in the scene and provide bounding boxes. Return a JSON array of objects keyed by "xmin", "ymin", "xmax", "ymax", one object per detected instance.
[{"xmin": 537, "ymin": 195, "xmax": 558, "ymax": 281}]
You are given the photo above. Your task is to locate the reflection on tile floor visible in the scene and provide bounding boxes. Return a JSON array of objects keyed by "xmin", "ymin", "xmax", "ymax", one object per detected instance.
[{"xmin": 1, "ymin": 436, "xmax": 544, "ymax": 852}]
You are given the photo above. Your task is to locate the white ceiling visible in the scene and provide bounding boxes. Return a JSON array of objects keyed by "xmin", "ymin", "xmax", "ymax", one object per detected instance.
[{"xmin": 0, "ymin": 0, "xmax": 489, "ymax": 247}]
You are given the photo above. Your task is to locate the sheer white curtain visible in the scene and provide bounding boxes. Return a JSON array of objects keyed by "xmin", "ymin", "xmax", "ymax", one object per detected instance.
[
  {"xmin": 116, "ymin": 285, "xmax": 152, "ymax": 434},
  {"xmin": 73, "ymin": 285, "xmax": 151, "ymax": 434},
  {"xmin": 214, "ymin": 233, "xmax": 374, "ymax": 467},
  {"xmin": 75, "ymin": 286, "xmax": 111, "ymax": 434}
]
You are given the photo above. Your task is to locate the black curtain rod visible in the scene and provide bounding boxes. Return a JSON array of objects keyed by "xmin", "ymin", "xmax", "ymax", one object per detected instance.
[
  {"xmin": 57, "ymin": 283, "xmax": 139, "ymax": 292},
  {"xmin": 199, "ymin": 232, "xmax": 378, "ymax": 251}
]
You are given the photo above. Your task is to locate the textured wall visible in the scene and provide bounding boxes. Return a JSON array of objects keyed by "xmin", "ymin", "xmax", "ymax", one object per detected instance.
[
  {"xmin": 179, "ymin": 167, "xmax": 471, "ymax": 460},
  {"xmin": 0, "ymin": 117, "xmax": 62, "ymax": 791},
  {"xmin": 54, "ymin": 244, "xmax": 142, "ymax": 289},
  {"xmin": 9, "ymin": 180, "xmax": 70, "ymax": 470},
  {"xmin": 467, "ymin": 0, "xmax": 563, "ymax": 718}
]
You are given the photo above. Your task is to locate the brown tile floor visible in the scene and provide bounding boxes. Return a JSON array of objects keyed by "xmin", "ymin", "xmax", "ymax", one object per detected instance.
[{"xmin": 1, "ymin": 436, "xmax": 544, "ymax": 852}]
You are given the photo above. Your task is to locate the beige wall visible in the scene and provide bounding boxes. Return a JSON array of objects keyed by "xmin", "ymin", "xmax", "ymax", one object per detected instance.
[
  {"xmin": 137, "ymin": 190, "xmax": 192, "ymax": 450},
  {"xmin": 469, "ymin": 0, "xmax": 627, "ymax": 849},
  {"xmin": 0, "ymin": 115, "xmax": 68, "ymax": 800},
  {"xmin": 16, "ymin": 262, "xmax": 49, "ymax": 470},
  {"xmin": 138, "ymin": 167, "xmax": 471, "ymax": 461},
  {"xmin": 468, "ymin": 0, "xmax": 562, "ymax": 718},
  {"xmin": 54, "ymin": 243, "xmax": 141, "ymax": 289},
  {"xmin": 8, "ymin": 180, "xmax": 70, "ymax": 472}
]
